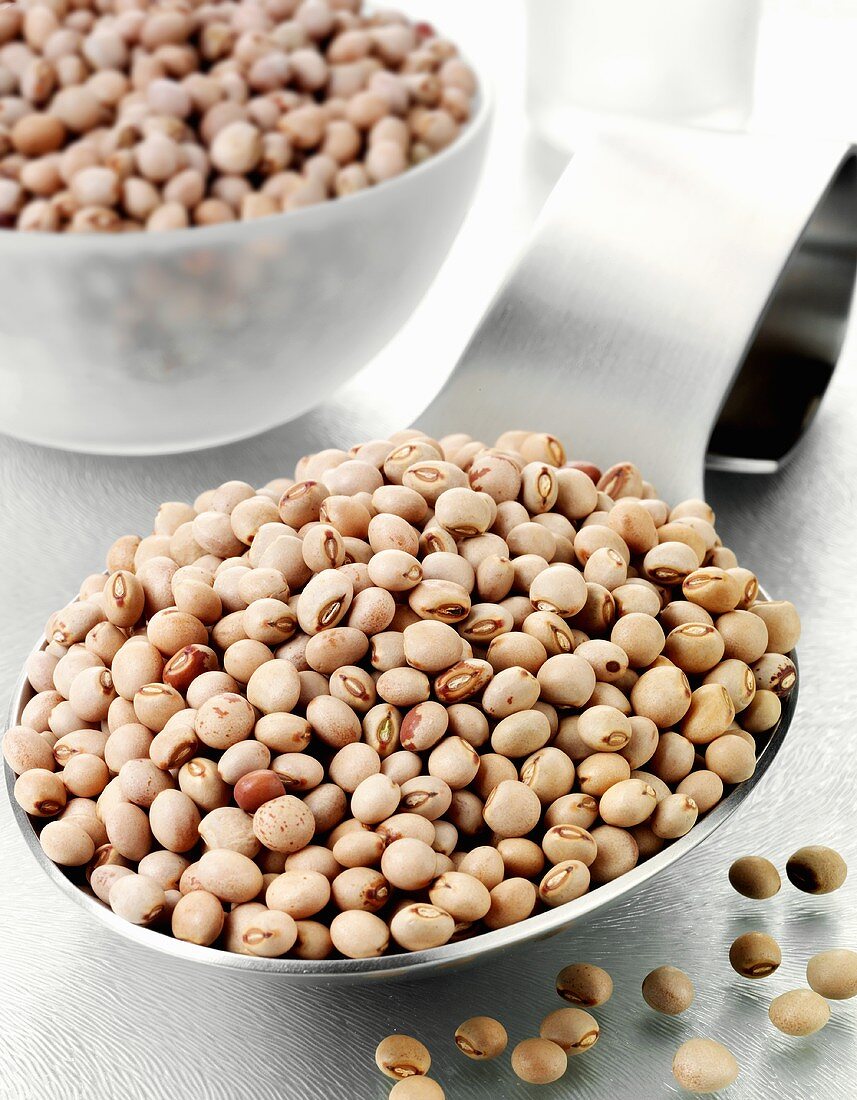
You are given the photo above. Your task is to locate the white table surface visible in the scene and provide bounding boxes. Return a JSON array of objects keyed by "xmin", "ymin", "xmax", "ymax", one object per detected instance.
[{"xmin": 1, "ymin": 3, "xmax": 856, "ymax": 1097}]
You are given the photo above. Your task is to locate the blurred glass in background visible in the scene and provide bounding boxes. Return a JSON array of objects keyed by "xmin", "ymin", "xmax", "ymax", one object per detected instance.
[{"xmin": 527, "ymin": 0, "xmax": 762, "ymax": 150}]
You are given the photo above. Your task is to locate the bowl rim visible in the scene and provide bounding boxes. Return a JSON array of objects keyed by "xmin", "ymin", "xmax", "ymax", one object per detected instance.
[
  {"xmin": 0, "ymin": 72, "xmax": 493, "ymax": 255},
  {"xmin": 2, "ymin": 592, "xmax": 797, "ymax": 982}
]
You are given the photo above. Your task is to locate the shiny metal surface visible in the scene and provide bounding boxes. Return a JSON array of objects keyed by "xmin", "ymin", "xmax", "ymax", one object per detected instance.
[
  {"xmin": 3, "ymin": 630, "xmax": 797, "ymax": 983},
  {"xmin": 1, "ymin": 124, "xmax": 856, "ymax": 1097},
  {"xmin": 3, "ymin": 417, "xmax": 855, "ymax": 1099},
  {"xmin": 418, "ymin": 125, "xmax": 857, "ymax": 501}
]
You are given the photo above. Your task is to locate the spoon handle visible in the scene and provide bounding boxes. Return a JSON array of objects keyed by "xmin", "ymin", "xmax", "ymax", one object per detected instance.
[{"xmin": 418, "ymin": 124, "xmax": 857, "ymax": 502}]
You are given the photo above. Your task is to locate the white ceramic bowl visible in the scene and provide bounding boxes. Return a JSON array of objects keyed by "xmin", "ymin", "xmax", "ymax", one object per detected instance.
[{"xmin": 0, "ymin": 90, "xmax": 490, "ymax": 455}]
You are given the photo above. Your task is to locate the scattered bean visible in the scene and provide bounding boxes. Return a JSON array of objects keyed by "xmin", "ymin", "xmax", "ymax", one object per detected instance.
[
  {"xmin": 554, "ymin": 963, "xmax": 613, "ymax": 1007},
  {"xmin": 375, "ymin": 1034, "xmax": 431, "ymax": 1079},
  {"xmin": 786, "ymin": 845, "xmax": 847, "ymax": 894},
  {"xmin": 454, "ymin": 1016, "xmax": 508, "ymax": 1060},
  {"xmin": 672, "ymin": 1038, "xmax": 739, "ymax": 1094},
  {"xmin": 539, "ymin": 1006, "xmax": 599, "ymax": 1055},
  {"xmin": 511, "ymin": 1038, "xmax": 567, "ymax": 1085},
  {"xmin": 728, "ymin": 856, "xmax": 781, "ymax": 900},
  {"xmin": 729, "ymin": 931, "xmax": 782, "ymax": 979},
  {"xmin": 389, "ymin": 1079, "xmax": 445, "ymax": 1100},
  {"xmin": 806, "ymin": 949, "xmax": 857, "ymax": 1000},
  {"xmin": 768, "ymin": 989, "xmax": 830, "ymax": 1036},
  {"xmin": 642, "ymin": 965, "xmax": 695, "ymax": 1015}
]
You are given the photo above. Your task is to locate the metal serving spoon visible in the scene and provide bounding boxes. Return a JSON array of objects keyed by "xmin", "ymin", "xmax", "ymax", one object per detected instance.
[
  {"xmin": 5, "ymin": 125, "xmax": 856, "ymax": 981},
  {"xmin": 416, "ymin": 124, "xmax": 857, "ymax": 502}
]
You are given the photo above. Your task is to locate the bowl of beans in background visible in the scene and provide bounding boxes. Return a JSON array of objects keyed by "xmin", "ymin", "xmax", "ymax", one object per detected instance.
[
  {"xmin": 2, "ymin": 428, "xmax": 801, "ymax": 980},
  {"xmin": 0, "ymin": 1, "xmax": 490, "ymax": 453}
]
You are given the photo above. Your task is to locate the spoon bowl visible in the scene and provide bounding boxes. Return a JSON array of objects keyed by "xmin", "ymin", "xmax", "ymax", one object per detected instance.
[{"xmin": 3, "ymin": 627, "xmax": 797, "ymax": 982}]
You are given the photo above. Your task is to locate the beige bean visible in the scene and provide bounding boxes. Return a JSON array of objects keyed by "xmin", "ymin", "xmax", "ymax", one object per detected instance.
[
  {"xmin": 253, "ymin": 795, "xmax": 315, "ymax": 853},
  {"xmin": 769, "ymin": 990, "xmax": 830, "ymax": 1037},
  {"xmin": 643, "ymin": 966, "xmax": 695, "ymax": 1015},
  {"xmin": 749, "ymin": 600, "xmax": 801, "ymax": 653},
  {"xmin": 297, "ymin": 569, "xmax": 353, "ymax": 634},
  {"xmin": 520, "ymin": 747, "xmax": 575, "ymax": 804},
  {"xmin": 367, "ymin": 548, "xmax": 423, "ymax": 592},
  {"xmin": 351, "ymin": 773, "xmax": 401, "ymax": 825},
  {"xmin": 483, "ymin": 877, "xmax": 537, "ymax": 929},
  {"xmin": 491, "ymin": 710, "xmax": 551, "ymax": 758},
  {"xmin": 704, "ymin": 734, "xmax": 756, "ymax": 784},
  {"xmin": 672, "ymin": 1038, "xmax": 739, "ymax": 1093},
  {"xmin": 148, "ymin": 789, "xmax": 200, "ymax": 854},
  {"xmin": 375, "ymin": 1033, "xmax": 432, "ymax": 1080},
  {"xmin": 576, "ymin": 753, "xmax": 631, "ymax": 796},
  {"xmin": 806, "ymin": 949, "xmax": 857, "ymax": 1000},
  {"xmin": 539, "ymin": 860, "xmax": 591, "ymax": 907},
  {"xmin": 103, "ymin": 801, "xmax": 151, "ymax": 861},
  {"xmin": 390, "ymin": 902, "xmax": 455, "ymax": 951},
  {"xmin": 631, "ymin": 665, "xmax": 692, "ymax": 728},
  {"xmin": 40, "ymin": 819, "xmax": 95, "ymax": 866},
  {"xmin": 434, "ymin": 659, "xmax": 493, "ymax": 704},
  {"xmin": 402, "ymin": 620, "xmax": 462, "ymax": 672},
  {"xmin": 194, "ymin": 691, "xmax": 255, "ymax": 749},
  {"xmin": 483, "ymin": 780, "xmax": 541, "ymax": 838},
  {"xmin": 110, "ymin": 873, "xmax": 167, "ymax": 926},
  {"xmin": 537, "ymin": 654, "xmax": 595, "ymax": 707},
  {"xmin": 454, "ymin": 1016, "xmax": 508, "ymax": 1061},
  {"xmin": 682, "ymin": 567, "xmax": 742, "ymax": 613},
  {"xmin": 651, "ymin": 793, "xmax": 699, "ymax": 838},
  {"xmin": 428, "ymin": 736, "xmax": 479, "ymax": 789},
  {"xmin": 399, "ymin": 776, "xmax": 453, "ymax": 821},
  {"xmin": 578, "ymin": 705, "xmax": 631, "ymax": 753},
  {"xmin": 588, "ymin": 825, "xmax": 638, "ymax": 883},
  {"xmin": 329, "ymin": 909, "xmax": 389, "ymax": 958},
  {"xmin": 511, "ymin": 1038, "xmax": 567, "ymax": 1085},
  {"xmin": 556, "ymin": 963, "xmax": 613, "ymax": 1007},
  {"xmin": 306, "ymin": 695, "xmax": 362, "ymax": 748},
  {"xmin": 482, "ymin": 666, "xmax": 540, "ymax": 718},
  {"xmin": 677, "ymin": 770, "xmax": 724, "ymax": 814},
  {"xmin": 429, "ymin": 870, "xmax": 491, "ymax": 921},
  {"xmin": 172, "ymin": 890, "xmax": 225, "ymax": 946}
]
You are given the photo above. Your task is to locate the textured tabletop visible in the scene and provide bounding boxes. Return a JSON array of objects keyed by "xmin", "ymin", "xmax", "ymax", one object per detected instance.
[
  {"xmin": 1, "ymin": 353, "xmax": 856, "ymax": 1100},
  {"xmin": 2, "ymin": 4, "xmax": 857, "ymax": 1095}
]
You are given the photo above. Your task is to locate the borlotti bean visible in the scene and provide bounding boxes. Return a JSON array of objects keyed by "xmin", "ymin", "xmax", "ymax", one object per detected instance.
[
  {"xmin": 0, "ymin": 1, "xmax": 478, "ymax": 234},
  {"xmin": 5, "ymin": 429, "xmax": 799, "ymax": 959}
]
